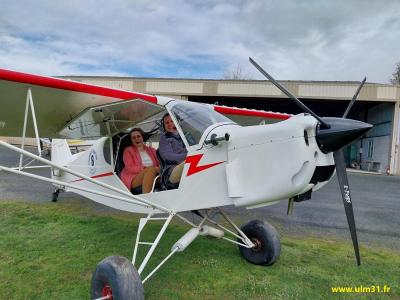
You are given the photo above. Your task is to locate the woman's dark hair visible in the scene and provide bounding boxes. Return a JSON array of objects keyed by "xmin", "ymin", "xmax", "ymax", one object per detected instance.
[
  {"xmin": 129, "ymin": 128, "xmax": 148, "ymax": 142},
  {"xmin": 161, "ymin": 113, "xmax": 170, "ymax": 132}
]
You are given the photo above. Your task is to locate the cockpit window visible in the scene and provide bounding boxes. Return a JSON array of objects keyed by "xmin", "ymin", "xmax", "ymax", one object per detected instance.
[{"xmin": 170, "ymin": 101, "xmax": 234, "ymax": 146}]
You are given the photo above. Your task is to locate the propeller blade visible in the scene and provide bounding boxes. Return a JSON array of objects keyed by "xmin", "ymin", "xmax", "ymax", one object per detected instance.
[
  {"xmin": 249, "ymin": 57, "xmax": 330, "ymax": 129},
  {"xmin": 333, "ymin": 150, "xmax": 361, "ymax": 265},
  {"xmin": 342, "ymin": 77, "xmax": 367, "ymax": 119}
]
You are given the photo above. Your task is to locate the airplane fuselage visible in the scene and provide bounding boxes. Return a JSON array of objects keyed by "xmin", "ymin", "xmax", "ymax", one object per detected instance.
[{"xmin": 53, "ymin": 113, "xmax": 334, "ymax": 214}]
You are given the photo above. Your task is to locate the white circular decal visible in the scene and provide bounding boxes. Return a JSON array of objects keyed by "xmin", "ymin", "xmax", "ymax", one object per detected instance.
[{"xmin": 88, "ymin": 149, "xmax": 98, "ymax": 175}]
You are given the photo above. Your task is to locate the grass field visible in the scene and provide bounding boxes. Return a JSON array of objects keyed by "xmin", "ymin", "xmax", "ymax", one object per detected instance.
[{"xmin": 0, "ymin": 200, "xmax": 399, "ymax": 299}]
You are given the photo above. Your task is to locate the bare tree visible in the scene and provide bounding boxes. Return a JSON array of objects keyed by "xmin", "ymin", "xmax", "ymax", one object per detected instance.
[
  {"xmin": 390, "ymin": 62, "xmax": 400, "ymax": 85},
  {"xmin": 223, "ymin": 64, "xmax": 251, "ymax": 80}
]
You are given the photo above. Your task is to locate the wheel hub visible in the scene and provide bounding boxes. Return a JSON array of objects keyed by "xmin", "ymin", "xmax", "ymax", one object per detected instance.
[
  {"xmin": 251, "ymin": 238, "xmax": 262, "ymax": 252},
  {"xmin": 102, "ymin": 284, "xmax": 113, "ymax": 300}
]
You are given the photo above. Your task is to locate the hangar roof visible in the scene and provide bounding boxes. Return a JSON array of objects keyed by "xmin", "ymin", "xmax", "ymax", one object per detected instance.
[{"xmin": 62, "ymin": 76, "xmax": 399, "ymax": 103}]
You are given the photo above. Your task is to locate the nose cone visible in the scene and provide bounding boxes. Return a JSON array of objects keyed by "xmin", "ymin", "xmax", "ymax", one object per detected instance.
[{"xmin": 316, "ymin": 117, "xmax": 373, "ymax": 153}]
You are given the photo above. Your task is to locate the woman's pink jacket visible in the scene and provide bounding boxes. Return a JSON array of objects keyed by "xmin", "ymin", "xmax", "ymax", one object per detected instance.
[{"xmin": 120, "ymin": 145, "xmax": 160, "ymax": 189}]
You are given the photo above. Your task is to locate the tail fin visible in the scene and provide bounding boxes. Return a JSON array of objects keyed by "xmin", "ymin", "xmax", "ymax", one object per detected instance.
[{"xmin": 51, "ymin": 139, "xmax": 73, "ymax": 165}]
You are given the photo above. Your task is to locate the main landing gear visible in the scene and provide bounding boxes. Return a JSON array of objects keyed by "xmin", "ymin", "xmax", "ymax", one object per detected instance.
[
  {"xmin": 238, "ymin": 220, "xmax": 281, "ymax": 266},
  {"xmin": 89, "ymin": 211, "xmax": 281, "ymax": 300}
]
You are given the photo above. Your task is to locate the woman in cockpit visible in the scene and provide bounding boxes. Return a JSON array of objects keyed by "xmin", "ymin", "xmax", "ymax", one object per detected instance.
[{"xmin": 120, "ymin": 128, "xmax": 160, "ymax": 194}]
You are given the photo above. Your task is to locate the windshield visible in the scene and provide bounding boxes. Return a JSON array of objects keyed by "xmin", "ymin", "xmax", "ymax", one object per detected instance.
[{"xmin": 170, "ymin": 101, "xmax": 234, "ymax": 146}]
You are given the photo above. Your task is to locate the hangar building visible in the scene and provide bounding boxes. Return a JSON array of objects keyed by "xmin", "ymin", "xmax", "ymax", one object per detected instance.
[{"xmin": 61, "ymin": 76, "xmax": 400, "ymax": 176}]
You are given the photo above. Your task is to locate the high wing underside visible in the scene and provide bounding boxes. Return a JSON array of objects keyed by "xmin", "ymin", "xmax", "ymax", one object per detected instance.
[
  {"xmin": 0, "ymin": 68, "xmax": 291, "ymax": 138},
  {"xmin": 0, "ymin": 69, "xmax": 157, "ymax": 138}
]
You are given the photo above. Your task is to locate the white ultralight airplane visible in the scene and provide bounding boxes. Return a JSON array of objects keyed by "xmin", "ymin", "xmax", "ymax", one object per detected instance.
[{"xmin": 0, "ymin": 58, "xmax": 371, "ymax": 299}]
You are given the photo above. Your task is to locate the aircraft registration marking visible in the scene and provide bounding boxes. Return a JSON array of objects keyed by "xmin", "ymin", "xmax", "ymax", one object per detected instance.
[{"xmin": 344, "ymin": 185, "xmax": 351, "ymax": 203}]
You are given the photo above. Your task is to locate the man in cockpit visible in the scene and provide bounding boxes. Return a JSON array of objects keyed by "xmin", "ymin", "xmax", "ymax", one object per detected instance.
[{"xmin": 158, "ymin": 113, "xmax": 187, "ymax": 184}]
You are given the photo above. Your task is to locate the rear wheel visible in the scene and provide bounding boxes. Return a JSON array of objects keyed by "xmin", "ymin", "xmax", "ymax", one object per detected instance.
[
  {"xmin": 51, "ymin": 189, "xmax": 60, "ymax": 202},
  {"xmin": 238, "ymin": 220, "xmax": 281, "ymax": 266},
  {"xmin": 91, "ymin": 255, "xmax": 144, "ymax": 300}
]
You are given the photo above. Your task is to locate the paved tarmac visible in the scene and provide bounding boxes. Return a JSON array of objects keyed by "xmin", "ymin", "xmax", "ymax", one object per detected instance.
[{"xmin": 1, "ymin": 146, "xmax": 399, "ymax": 251}]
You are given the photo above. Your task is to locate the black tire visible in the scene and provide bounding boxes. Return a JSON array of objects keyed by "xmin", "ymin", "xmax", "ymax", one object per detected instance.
[
  {"xmin": 51, "ymin": 190, "xmax": 60, "ymax": 202},
  {"xmin": 91, "ymin": 256, "xmax": 144, "ymax": 300},
  {"xmin": 238, "ymin": 220, "xmax": 281, "ymax": 266}
]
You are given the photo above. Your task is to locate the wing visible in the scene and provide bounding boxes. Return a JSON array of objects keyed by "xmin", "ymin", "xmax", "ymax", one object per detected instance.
[
  {"xmin": 213, "ymin": 105, "xmax": 291, "ymax": 125},
  {"xmin": 0, "ymin": 68, "xmax": 292, "ymax": 138},
  {"xmin": 0, "ymin": 68, "xmax": 157, "ymax": 138}
]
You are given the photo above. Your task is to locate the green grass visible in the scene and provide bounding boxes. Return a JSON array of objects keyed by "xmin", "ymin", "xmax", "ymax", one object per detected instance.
[{"xmin": 0, "ymin": 200, "xmax": 399, "ymax": 299}]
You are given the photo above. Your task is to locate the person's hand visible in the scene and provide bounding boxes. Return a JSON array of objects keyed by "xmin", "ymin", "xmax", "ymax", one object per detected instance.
[{"xmin": 155, "ymin": 166, "xmax": 160, "ymax": 173}]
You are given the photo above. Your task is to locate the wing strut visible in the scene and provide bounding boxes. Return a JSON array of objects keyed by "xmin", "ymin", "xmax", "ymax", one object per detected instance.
[{"xmin": 19, "ymin": 88, "xmax": 42, "ymax": 169}]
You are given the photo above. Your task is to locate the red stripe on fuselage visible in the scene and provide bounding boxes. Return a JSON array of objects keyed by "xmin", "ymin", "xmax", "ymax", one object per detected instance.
[
  {"xmin": 0, "ymin": 68, "xmax": 157, "ymax": 103},
  {"xmin": 70, "ymin": 172, "xmax": 114, "ymax": 183}
]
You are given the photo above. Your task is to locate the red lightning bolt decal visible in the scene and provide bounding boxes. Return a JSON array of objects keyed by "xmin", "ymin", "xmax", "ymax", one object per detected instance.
[{"xmin": 185, "ymin": 154, "xmax": 224, "ymax": 176}]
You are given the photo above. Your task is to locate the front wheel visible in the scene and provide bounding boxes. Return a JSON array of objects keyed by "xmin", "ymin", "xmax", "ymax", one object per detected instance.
[
  {"xmin": 91, "ymin": 255, "xmax": 144, "ymax": 300},
  {"xmin": 238, "ymin": 220, "xmax": 281, "ymax": 266}
]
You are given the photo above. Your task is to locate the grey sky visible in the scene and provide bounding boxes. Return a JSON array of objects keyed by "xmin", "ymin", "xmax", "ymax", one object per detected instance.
[{"xmin": 0, "ymin": 0, "xmax": 399, "ymax": 83}]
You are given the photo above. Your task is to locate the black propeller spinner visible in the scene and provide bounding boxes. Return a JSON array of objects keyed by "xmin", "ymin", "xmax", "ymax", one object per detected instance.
[{"xmin": 249, "ymin": 57, "xmax": 372, "ymax": 265}]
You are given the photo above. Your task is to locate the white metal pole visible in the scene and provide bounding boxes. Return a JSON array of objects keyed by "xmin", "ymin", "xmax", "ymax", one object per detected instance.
[
  {"xmin": 138, "ymin": 214, "xmax": 174, "ymax": 274},
  {"xmin": 175, "ymin": 213, "xmax": 197, "ymax": 227},
  {"xmin": 219, "ymin": 210, "xmax": 254, "ymax": 247},
  {"xmin": 19, "ymin": 89, "xmax": 31, "ymax": 169},
  {"xmin": 11, "ymin": 165, "xmax": 51, "ymax": 170},
  {"xmin": 132, "ymin": 214, "xmax": 153, "ymax": 266},
  {"xmin": 221, "ymin": 236, "xmax": 253, "ymax": 248},
  {"xmin": 27, "ymin": 88, "xmax": 42, "ymax": 155},
  {"xmin": 0, "ymin": 165, "xmax": 150, "ymax": 208},
  {"xmin": 142, "ymin": 248, "xmax": 178, "ymax": 284}
]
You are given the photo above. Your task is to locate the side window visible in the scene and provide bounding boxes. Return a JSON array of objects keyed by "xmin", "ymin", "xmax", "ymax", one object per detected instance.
[
  {"xmin": 173, "ymin": 114, "xmax": 203, "ymax": 146},
  {"xmin": 103, "ymin": 138, "xmax": 112, "ymax": 165}
]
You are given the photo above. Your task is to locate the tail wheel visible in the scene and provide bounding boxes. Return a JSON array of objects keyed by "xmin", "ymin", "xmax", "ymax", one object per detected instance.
[
  {"xmin": 238, "ymin": 220, "xmax": 281, "ymax": 266},
  {"xmin": 91, "ymin": 256, "xmax": 144, "ymax": 300},
  {"xmin": 51, "ymin": 189, "xmax": 60, "ymax": 202}
]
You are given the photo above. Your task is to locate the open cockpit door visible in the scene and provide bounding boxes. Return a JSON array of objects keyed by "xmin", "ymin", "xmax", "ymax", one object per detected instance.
[{"xmin": 58, "ymin": 99, "xmax": 164, "ymax": 139}]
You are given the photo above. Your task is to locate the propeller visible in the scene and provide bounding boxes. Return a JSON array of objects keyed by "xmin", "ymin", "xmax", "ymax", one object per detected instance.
[
  {"xmin": 249, "ymin": 57, "xmax": 372, "ymax": 265},
  {"xmin": 343, "ymin": 77, "xmax": 366, "ymax": 119}
]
